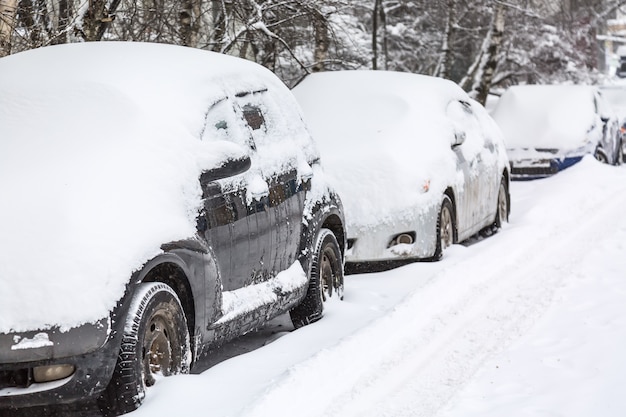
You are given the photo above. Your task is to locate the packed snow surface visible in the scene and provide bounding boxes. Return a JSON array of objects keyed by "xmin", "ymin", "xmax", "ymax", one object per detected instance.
[{"xmin": 131, "ymin": 156, "xmax": 626, "ymax": 417}]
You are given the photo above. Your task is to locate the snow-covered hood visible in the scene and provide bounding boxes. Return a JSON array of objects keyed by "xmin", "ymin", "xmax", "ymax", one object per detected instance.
[{"xmin": 0, "ymin": 42, "xmax": 288, "ymax": 332}]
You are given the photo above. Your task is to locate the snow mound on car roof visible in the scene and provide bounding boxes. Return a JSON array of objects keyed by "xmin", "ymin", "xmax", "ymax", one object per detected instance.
[
  {"xmin": 492, "ymin": 84, "xmax": 598, "ymax": 150},
  {"xmin": 0, "ymin": 42, "xmax": 300, "ymax": 332}
]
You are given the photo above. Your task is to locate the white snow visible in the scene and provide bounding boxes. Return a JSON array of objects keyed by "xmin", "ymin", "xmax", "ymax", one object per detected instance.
[
  {"xmin": 217, "ymin": 262, "xmax": 306, "ymax": 325},
  {"xmin": 10, "ymin": 333, "xmax": 53, "ymax": 350},
  {"xmin": 492, "ymin": 84, "xmax": 602, "ymax": 151},
  {"xmin": 130, "ymin": 156, "xmax": 626, "ymax": 417}
]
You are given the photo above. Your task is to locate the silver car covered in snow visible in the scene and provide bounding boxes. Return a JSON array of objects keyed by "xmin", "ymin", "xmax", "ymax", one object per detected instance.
[{"xmin": 293, "ymin": 70, "xmax": 510, "ymax": 271}]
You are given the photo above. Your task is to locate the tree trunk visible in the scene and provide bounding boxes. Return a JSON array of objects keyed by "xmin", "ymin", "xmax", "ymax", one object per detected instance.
[
  {"xmin": 468, "ymin": 2, "xmax": 505, "ymax": 106},
  {"xmin": 435, "ymin": 0, "xmax": 456, "ymax": 79},
  {"xmin": 180, "ymin": 0, "xmax": 201, "ymax": 47},
  {"xmin": 50, "ymin": 0, "xmax": 70, "ymax": 45},
  {"xmin": 372, "ymin": 0, "xmax": 387, "ymax": 70},
  {"xmin": 0, "ymin": 0, "xmax": 18, "ymax": 56},
  {"xmin": 312, "ymin": 10, "xmax": 328, "ymax": 72},
  {"xmin": 211, "ymin": 0, "xmax": 227, "ymax": 52},
  {"xmin": 380, "ymin": 2, "xmax": 387, "ymax": 70},
  {"xmin": 81, "ymin": 0, "xmax": 120, "ymax": 42}
]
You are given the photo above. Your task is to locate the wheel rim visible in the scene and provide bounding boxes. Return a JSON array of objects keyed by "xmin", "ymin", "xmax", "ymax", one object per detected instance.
[
  {"xmin": 143, "ymin": 311, "xmax": 174, "ymax": 386},
  {"xmin": 320, "ymin": 246, "xmax": 338, "ymax": 302},
  {"xmin": 440, "ymin": 205, "xmax": 453, "ymax": 249},
  {"xmin": 497, "ymin": 184, "xmax": 508, "ymax": 224}
]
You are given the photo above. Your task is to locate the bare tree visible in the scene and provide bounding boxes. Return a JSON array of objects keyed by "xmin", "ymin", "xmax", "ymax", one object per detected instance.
[
  {"xmin": 467, "ymin": 2, "xmax": 505, "ymax": 105},
  {"xmin": 0, "ymin": 0, "xmax": 18, "ymax": 56}
]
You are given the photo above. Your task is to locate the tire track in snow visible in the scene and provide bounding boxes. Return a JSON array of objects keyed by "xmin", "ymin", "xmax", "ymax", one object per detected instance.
[{"xmin": 239, "ymin": 163, "xmax": 626, "ymax": 417}]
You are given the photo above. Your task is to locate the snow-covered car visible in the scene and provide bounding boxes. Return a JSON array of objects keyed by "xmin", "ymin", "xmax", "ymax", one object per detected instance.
[
  {"xmin": 292, "ymin": 70, "xmax": 510, "ymax": 271},
  {"xmin": 0, "ymin": 42, "xmax": 345, "ymax": 415},
  {"xmin": 492, "ymin": 84, "xmax": 623, "ymax": 180}
]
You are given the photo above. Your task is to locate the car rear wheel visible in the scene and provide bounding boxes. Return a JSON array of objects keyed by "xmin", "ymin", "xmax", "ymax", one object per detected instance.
[
  {"xmin": 495, "ymin": 179, "xmax": 509, "ymax": 228},
  {"xmin": 99, "ymin": 282, "xmax": 190, "ymax": 416},
  {"xmin": 434, "ymin": 195, "xmax": 455, "ymax": 260},
  {"xmin": 594, "ymin": 147, "xmax": 608, "ymax": 164},
  {"xmin": 290, "ymin": 228, "xmax": 343, "ymax": 329}
]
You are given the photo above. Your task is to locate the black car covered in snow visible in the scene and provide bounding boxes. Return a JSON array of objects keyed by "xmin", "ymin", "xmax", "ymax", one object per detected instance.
[{"xmin": 0, "ymin": 42, "xmax": 345, "ymax": 415}]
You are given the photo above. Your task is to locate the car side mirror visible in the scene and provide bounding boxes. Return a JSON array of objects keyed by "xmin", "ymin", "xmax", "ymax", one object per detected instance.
[
  {"xmin": 200, "ymin": 154, "xmax": 251, "ymax": 185},
  {"xmin": 452, "ymin": 131, "xmax": 466, "ymax": 147}
]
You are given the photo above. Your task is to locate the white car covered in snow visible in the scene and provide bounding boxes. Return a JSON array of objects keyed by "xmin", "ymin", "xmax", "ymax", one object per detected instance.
[
  {"xmin": 293, "ymin": 70, "xmax": 510, "ymax": 271},
  {"xmin": 0, "ymin": 42, "xmax": 345, "ymax": 415},
  {"xmin": 492, "ymin": 84, "xmax": 623, "ymax": 179}
]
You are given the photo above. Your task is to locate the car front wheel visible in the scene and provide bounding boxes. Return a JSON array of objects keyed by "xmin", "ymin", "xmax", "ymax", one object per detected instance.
[
  {"xmin": 99, "ymin": 282, "xmax": 190, "ymax": 416},
  {"xmin": 434, "ymin": 195, "xmax": 455, "ymax": 260},
  {"xmin": 290, "ymin": 228, "xmax": 343, "ymax": 329}
]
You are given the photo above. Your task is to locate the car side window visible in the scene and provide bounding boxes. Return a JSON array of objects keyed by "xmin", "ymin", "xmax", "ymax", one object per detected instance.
[
  {"xmin": 242, "ymin": 104, "xmax": 265, "ymax": 131},
  {"xmin": 235, "ymin": 90, "xmax": 273, "ymax": 144},
  {"xmin": 235, "ymin": 88, "xmax": 312, "ymax": 179},
  {"xmin": 202, "ymin": 97, "xmax": 255, "ymax": 150},
  {"xmin": 447, "ymin": 99, "xmax": 485, "ymax": 157}
]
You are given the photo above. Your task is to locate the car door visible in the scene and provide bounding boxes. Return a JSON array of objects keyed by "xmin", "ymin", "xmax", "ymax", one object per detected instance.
[
  {"xmin": 199, "ymin": 96, "xmax": 270, "ymax": 291},
  {"xmin": 447, "ymin": 100, "xmax": 483, "ymax": 236},
  {"xmin": 469, "ymin": 100, "xmax": 501, "ymax": 225},
  {"xmin": 234, "ymin": 90, "xmax": 304, "ymax": 276}
]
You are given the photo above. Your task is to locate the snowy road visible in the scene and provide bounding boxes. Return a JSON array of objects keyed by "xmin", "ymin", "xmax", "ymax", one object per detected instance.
[{"xmin": 132, "ymin": 156, "xmax": 626, "ymax": 417}]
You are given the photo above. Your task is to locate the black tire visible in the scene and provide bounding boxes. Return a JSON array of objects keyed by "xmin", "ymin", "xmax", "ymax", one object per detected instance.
[
  {"xmin": 495, "ymin": 179, "xmax": 509, "ymax": 229},
  {"xmin": 433, "ymin": 195, "xmax": 455, "ymax": 261},
  {"xmin": 594, "ymin": 147, "xmax": 608, "ymax": 164},
  {"xmin": 99, "ymin": 283, "xmax": 190, "ymax": 416},
  {"xmin": 290, "ymin": 229, "xmax": 343, "ymax": 329}
]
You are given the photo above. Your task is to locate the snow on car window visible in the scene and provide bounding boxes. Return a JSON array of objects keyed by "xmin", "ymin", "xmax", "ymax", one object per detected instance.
[{"xmin": 235, "ymin": 88, "xmax": 318, "ymax": 185}]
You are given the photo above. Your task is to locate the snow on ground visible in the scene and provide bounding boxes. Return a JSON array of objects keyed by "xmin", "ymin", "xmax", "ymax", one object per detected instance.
[{"xmin": 132, "ymin": 155, "xmax": 626, "ymax": 417}]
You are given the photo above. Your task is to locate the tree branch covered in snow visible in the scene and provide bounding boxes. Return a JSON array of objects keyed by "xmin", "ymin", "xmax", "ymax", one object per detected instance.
[{"xmin": 2, "ymin": 0, "xmax": 620, "ymax": 88}]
